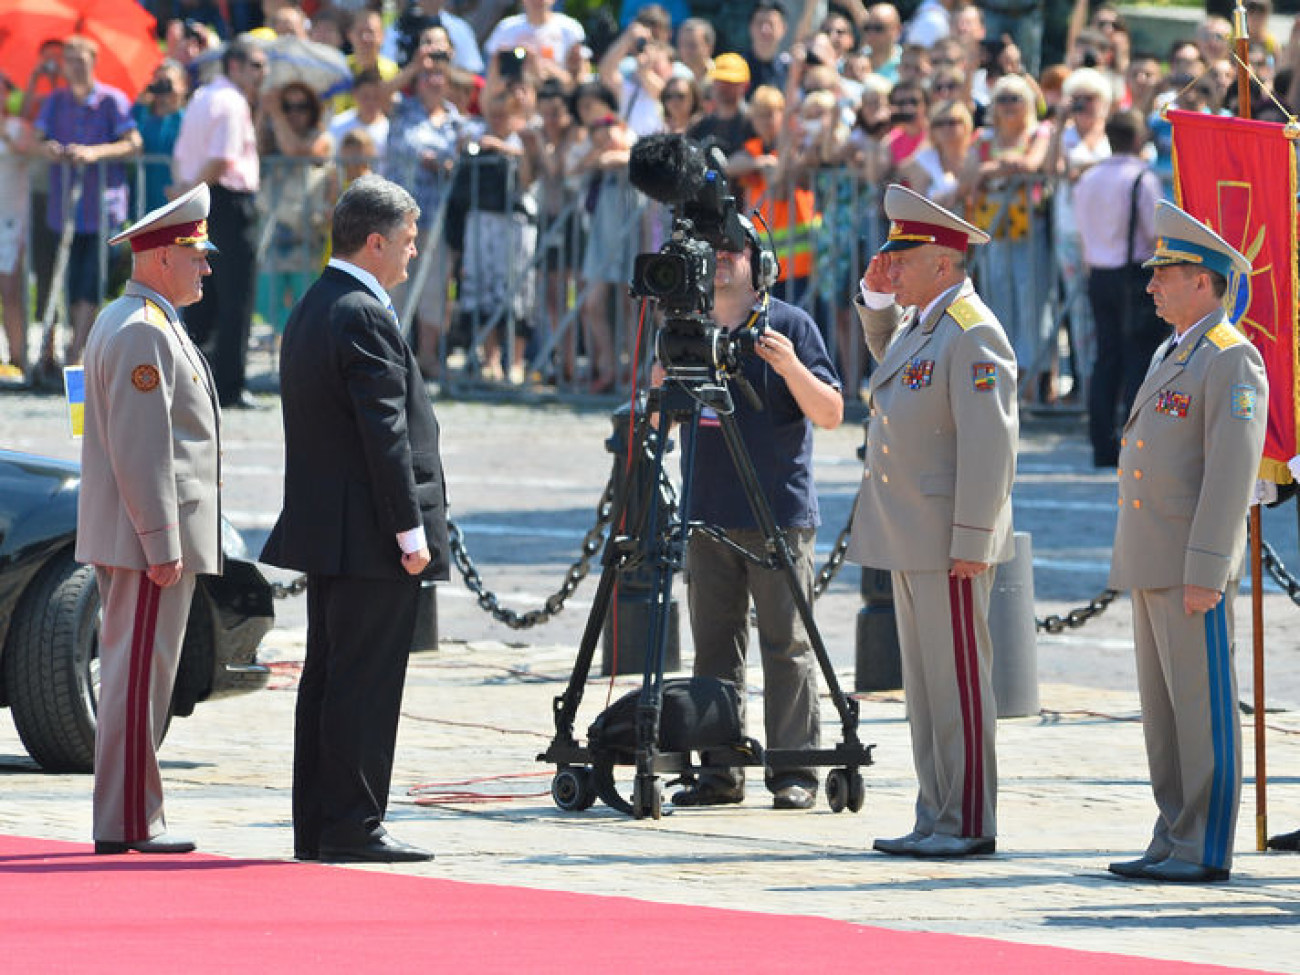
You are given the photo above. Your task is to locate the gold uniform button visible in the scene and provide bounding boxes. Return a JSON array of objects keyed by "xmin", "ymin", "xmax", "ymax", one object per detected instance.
[
  {"xmin": 1132, "ymin": 499, "xmax": 1142, "ymax": 510},
  {"xmin": 882, "ymin": 445, "xmax": 890, "ymax": 454},
  {"xmin": 1117, "ymin": 468, "xmax": 1123, "ymax": 477},
  {"xmin": 1136, "ymin": 440, "xmax": 1145, "ymax": 449},
  {"xmin": 1120, "ymin": 437, "xmax": 1127, "ymax": 447},
  {"xmin": 881, "ymin": 473, "xmax": 889, "ymax": 484},
  {"xmin": 1134, "ymin": 469, "xmax": 1143, "ymax": 480},
  {"xmin": 1117, "ymin": 498, "xmax": 1124, "ymax": 507},
  {"xmin": 882, "ymin": 416, "xmax": 889, "ymax": 425}
]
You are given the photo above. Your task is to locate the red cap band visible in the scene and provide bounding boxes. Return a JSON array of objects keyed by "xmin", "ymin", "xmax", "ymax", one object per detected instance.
[
  {"xmin": 888, "ymin": 219, "xmax": 969, "ymax": 251},
  {"xmin": 128, "ymin": 218, "xmax": 209, "ymax": 253}
]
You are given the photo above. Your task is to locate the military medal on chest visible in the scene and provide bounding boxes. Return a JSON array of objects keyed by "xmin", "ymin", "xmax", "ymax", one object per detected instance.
[{"xmin": 902, "ymin": 358, "xmax": 934, "ymax": 389}]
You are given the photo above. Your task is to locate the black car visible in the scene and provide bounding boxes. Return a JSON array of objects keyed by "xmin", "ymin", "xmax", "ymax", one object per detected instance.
[{"xmin": 0, "ymin": 449, "xmax": 273, "ymax": 772}]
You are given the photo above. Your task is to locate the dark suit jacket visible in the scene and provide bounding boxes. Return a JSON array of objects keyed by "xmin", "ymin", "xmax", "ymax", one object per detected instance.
[{"xmin": 261, "ymin": 266, "xmax": 449, "ymax": 581}]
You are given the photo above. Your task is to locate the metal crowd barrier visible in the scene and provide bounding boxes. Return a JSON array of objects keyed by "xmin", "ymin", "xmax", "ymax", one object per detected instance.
[{"xmin": 12, "ymin": 154, "xmax": 1178, "ymax": 402}]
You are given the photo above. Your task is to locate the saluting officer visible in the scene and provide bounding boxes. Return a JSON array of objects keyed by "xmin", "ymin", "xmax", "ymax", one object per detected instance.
[
  {"xmin": 1107, "ymin": 202, "xmax": 1267, "ymax": 884},
  {"xmin": 848, "ymin": 184, "xmax": 1018, "ymax": 859},
  {"xmin": 77, "ymin": 184, "xmax": 221, "ymax": 855}
]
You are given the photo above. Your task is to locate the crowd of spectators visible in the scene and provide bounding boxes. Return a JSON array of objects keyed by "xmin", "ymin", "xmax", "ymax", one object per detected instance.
[{"xmin": 1, "ymin": 0, "xmax": 1299, "ymax": 402}]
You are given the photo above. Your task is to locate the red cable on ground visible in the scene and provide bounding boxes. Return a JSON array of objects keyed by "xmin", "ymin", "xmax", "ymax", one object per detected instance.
[{"xmin": 408, "ymin": 770, "xmax": 553, "ymax": 804}]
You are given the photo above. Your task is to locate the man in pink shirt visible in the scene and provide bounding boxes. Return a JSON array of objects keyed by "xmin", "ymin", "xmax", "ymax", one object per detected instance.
[{"xmin": 171, "ymin": 38, "xmax": 264, "ymax": 409}]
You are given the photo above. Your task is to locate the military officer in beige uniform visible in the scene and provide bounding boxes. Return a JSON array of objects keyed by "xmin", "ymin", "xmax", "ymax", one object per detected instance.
[
  {"xmin": 77, "ymin": 184, "xmax": 221, "ymax": 855},
  {"xmin": 1107, "ymin": 202, "xmax": 1267, "ymax": 884},
  {"xmin": 848, "ymin": 184, "xmax": 1018, "ymax": 859}
]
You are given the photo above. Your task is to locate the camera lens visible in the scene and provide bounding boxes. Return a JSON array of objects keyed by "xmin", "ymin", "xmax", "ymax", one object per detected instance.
[{"xmin": 643, "ymin": 256, "xmax": 684, "ymax": 295}]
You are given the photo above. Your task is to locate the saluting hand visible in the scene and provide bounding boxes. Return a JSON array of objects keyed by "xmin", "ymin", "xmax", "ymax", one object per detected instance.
[
  {"xmin": 862, "ymin": 254, "xmax": 893, "ymax": 295},
  {"xmin": 402, "ymin": 547, "xmax": 431, "ymax": 576}
]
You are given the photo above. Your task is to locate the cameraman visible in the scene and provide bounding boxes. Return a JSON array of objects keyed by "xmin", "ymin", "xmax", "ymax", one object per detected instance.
[{"xmin": 667, "ymin": 218, "xmax": 843, "ymax": 811}]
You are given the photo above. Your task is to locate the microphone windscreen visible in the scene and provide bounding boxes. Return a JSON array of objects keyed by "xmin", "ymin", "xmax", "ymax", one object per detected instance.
[{"xmin": 628, "ymin": 134, "xmax": 709, "ymax": 205}]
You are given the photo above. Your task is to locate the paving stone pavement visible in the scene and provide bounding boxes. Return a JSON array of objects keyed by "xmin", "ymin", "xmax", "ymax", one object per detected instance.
[{"xmin": 2, "ymin": 387, "xmax": 1300, "ymax": 971}]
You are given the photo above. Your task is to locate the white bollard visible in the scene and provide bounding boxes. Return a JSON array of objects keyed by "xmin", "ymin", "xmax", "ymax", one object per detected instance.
[{"xmin": 988, "ymin": 531, "xmax": 1040, "ymax": 718}]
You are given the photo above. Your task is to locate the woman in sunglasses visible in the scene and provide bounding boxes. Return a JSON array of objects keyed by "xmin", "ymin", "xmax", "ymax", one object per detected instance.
[{"xmin": 259, "ymin": 82, "xmax": 334, "ymax": 330}]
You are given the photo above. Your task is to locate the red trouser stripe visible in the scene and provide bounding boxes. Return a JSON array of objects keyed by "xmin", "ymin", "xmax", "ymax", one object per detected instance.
[
  {"xmin": 124, "ymin": 575, "xmax": 161, "ymax": 842},
  {"xmin": 949, "ymin": 576, "xmax": 984, "ymax": 838}
]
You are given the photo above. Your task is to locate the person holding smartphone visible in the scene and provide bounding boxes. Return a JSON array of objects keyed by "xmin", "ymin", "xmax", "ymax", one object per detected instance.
[{"xmin": 484, "ymin": 0, "xmax": 586, "ymax": 87}]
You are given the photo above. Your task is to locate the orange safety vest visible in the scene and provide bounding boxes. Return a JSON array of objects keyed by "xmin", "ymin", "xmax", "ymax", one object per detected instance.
[{"xmin": 736, "ymin": 137, "xmax": 821, "ymax": 281}]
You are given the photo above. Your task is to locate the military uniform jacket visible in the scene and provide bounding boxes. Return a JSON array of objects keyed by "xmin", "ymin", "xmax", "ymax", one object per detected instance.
[
  {"xmin": 261, "ymin": 267, "xmax": 450, "ymax": 581},
  {"xmin": 76, "ymin": 281, "xmax": 222, "ymax": 574},
  {"xmin": 1109, "ymin": 312, "xmax": 1268, "ymax": 592},
  {"xmin": 847, "ymin": 280, "xmax": 1018, "ymax": 572}
]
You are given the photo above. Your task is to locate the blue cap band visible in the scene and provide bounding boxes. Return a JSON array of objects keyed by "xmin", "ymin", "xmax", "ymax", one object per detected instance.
[{"xmin": 1148, "ymin": 237, "xmax": 1234, "ymax": 279}]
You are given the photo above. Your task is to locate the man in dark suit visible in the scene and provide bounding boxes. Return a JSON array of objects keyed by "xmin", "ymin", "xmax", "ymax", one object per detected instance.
[{"xmin": 262, "ymin": 174, "xmax": 449, "ymax": 864}]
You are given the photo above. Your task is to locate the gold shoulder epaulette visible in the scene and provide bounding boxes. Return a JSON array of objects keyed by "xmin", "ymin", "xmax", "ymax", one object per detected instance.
[
  {"xmin": 144, "ymin": 299, "xmax": 170, "ymax": 329},
  {"xmin": 1205, "ymin": 321, "xmax": 1245, "ymax": 350},
  {"xmin": 947, "ymin": 297, "xmax": 984, "ymax": 332}
]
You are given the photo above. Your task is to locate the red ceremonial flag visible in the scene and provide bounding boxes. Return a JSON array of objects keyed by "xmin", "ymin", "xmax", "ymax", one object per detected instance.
[{"xmin": 1170, "ymin": 108, "xmax": 1300, "ymax": 483}]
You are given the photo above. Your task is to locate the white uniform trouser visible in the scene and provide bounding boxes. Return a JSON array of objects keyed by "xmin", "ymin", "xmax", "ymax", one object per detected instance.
[
  {"xmin": 892, "ymin": 569, "xmax": 998, "ymax": 839},
  {"xmin": 1131, "ymin": 584, "xmax": 1242, "ymax": 870},
  {"xmin": 93, "ymin": 567, "xmax": 194, "ymax": 843}
]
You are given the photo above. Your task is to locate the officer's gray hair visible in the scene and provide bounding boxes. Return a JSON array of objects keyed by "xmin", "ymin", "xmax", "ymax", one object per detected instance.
[{"xmin": 331, "ymin": 174, "xmax": 420, "ymax": 258}]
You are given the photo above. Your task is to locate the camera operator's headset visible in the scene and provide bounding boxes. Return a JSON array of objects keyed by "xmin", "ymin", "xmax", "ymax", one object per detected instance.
[{"xmin": 740, "ymin": 213, "xmax": 780, "ymax": 293}]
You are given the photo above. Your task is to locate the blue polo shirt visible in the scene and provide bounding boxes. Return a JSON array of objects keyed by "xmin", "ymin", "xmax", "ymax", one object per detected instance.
[
  {"xmin": 681, "ymin": 297, "xmax": 840, "ymax": 530},
  {"xmin": 36, "ymin": 81, "xmax": 136, "ymax": 233}
]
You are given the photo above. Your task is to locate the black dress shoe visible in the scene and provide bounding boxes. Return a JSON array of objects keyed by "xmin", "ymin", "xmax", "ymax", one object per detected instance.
[
  {"xmin": 319, "ymin": 834, "xmax": 433, "ymax": 863},
  {"xmin": 1139, "ymin": 858, "xmax": 1229, "ymax": 883},
  {"xmin": 907, "ymin": 834, "xmax": 996, "ymax": 858},
  {"xmin": 95, "ymin": 832, "xmax": 196, "ymax": 854},
  {"xmin": 671, "ymin": 781, "xmax": 744, "ymax": 807},
  {"xmin": 294, "ymin": 850, "xmax": 320, "ymax": 861},
  {"xmin": 1268, "ymin": 828, "xmax": 1300, "ymax": 852},
  {"xmin": 1107, "ymin": 854, "xmax": 1163, "ymax": 879}
]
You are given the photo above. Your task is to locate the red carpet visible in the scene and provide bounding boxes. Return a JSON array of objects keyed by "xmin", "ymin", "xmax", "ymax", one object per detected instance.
[{"xmin": 0, "ymin": 834, "xmax": 1267, "ymax": 974}]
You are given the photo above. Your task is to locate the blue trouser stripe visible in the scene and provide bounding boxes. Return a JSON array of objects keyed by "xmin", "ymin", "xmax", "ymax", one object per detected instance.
[{"xmin": 1202, "ymin": 602, "xmax": 1234, "ymax": 869}]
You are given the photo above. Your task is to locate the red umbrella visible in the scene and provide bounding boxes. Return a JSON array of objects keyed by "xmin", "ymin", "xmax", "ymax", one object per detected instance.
[{"xmin": 0, "ymin": 0, "xmax": 162, "ymax": 102}]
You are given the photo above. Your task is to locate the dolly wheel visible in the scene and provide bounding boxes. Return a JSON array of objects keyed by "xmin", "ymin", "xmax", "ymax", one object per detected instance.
[
  {"xmin": 551, "ymin": 767, "xmax": 596, "ymax": 811},
  {"xmin": 825, "ymin": 769, "xmax": 849, "ymax": 813},
  {"xmin": 632, "ymin": 775, "xmax": 662, "ymax": 820},
  {"xmin": 846, "ymin": 770, "xmax": 866, "ymax": 813}
]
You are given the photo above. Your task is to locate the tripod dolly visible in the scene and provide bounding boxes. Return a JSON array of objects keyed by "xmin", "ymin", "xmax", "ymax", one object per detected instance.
[{"xmin": 538, "ymin": 364, "xmax": 874, "ymax": 819}]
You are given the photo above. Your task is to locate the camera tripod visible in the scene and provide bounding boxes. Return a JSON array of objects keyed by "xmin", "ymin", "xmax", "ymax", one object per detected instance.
[{"xmin": 538, "ymin": 362, "xmax": 874, "ymax": 819}]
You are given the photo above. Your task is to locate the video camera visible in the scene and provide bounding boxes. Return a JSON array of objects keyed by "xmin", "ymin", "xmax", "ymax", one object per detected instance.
[{"xmin": 627, "ymin": 134, "xmax": 766, "ymax": 373}]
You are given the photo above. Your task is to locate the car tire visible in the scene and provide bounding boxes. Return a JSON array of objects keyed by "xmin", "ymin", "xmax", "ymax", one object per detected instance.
[{"xmin": 5, "ymin": 551, "xmax": 101, "ymax": 772}]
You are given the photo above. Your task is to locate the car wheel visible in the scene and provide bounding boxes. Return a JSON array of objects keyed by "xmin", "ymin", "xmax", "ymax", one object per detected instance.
[
  {"xmin": 5, "ymin": 553, "xmax": 179, "ymax": 773},
  {"xmin": 5, "ymin": 551, "xmax": 101, "ymax": 772}
]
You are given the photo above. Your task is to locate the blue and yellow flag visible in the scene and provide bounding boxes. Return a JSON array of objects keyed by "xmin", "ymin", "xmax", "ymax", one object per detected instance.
[{"xmin": 64, "ymin": 366, "xmax": 85, "ymax": 439}]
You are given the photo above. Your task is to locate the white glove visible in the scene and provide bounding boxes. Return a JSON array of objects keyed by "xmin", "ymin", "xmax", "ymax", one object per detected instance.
[
  {"xmin": 1289, "ymin": 454, "xmax": 1300, "ymax": 482},
  {"xmin": 859, "ymin": 279, "xmax": 895, "ymax": 309},
  {"xmin": 1251, "ymin": 479, "xmax": 1278, "ymax": 507}
]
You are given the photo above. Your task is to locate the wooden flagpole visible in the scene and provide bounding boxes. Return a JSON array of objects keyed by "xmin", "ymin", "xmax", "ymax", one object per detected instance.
[{"xmin": 1231, "ymin": 0, "xmax": 1268, "ymax": 853}]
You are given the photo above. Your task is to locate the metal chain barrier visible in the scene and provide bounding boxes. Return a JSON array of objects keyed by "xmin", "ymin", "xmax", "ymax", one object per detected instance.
[
  {"xmin": 812, "ymin": 522, "xmax": 853, "ymax": 598},
  {"xmin": 1036, "ymin": 589, "xmax": 1119, "ymax": 634},
  {"xmin": 448, "ymin": 478, "xmax": 617, "ymax": 629},
  {"xmin": 1261, "ymin": 538, "xmax": 1300, "ymax": 607}
]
